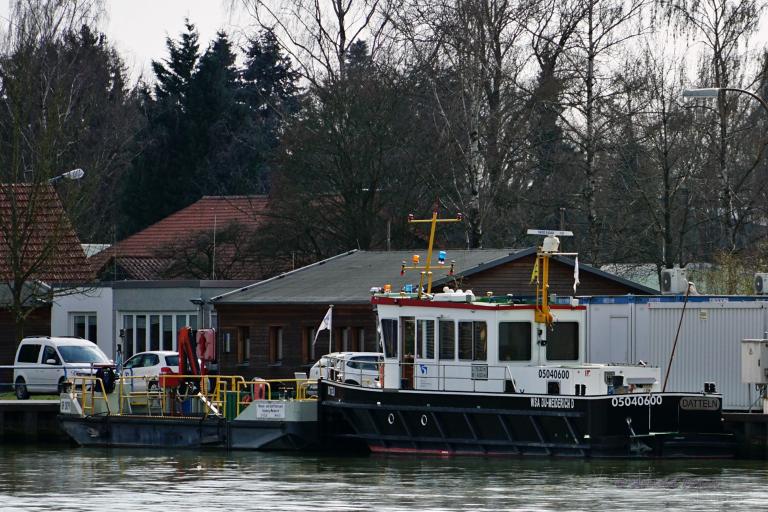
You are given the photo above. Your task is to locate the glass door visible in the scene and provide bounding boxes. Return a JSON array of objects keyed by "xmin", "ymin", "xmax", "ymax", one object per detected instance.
[{"xmin": 414, "ymin": 319, "xmax": 436, "ymax": 390}]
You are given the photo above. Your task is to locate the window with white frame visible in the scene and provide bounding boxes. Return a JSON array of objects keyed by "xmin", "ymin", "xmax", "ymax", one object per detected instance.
[
  {"xmin": 120, "ymin": 312, "xmax": 198, "ymax": 358},
  {"xmin": 72, "ymin": 313, "xmax": 97, "ymax": 342}
]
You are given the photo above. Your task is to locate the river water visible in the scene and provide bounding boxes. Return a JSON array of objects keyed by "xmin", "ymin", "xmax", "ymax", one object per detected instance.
[{"xmin": 1, "ymin": 445, "xmax": 767, "ymax": 511}]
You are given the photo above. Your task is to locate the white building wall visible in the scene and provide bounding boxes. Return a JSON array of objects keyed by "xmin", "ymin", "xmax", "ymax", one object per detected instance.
[{"xmin": 50, "ymin": 287, "xmax": 114, "ymax": 359}]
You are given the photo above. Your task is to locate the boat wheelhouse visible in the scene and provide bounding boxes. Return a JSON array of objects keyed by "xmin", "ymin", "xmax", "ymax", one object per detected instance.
[{"xmin": 318, "ymin": 215, "xmax": 734, "ymax": 458}]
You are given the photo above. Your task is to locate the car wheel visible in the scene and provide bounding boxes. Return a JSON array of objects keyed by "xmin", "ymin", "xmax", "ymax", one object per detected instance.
[{"xmin": 15, "ymin": 377, "xmax": 29, "ymax": 400}]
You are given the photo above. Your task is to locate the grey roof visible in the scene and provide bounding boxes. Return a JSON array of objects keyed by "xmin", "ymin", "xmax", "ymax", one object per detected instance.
[
  {"xmin": 213, "ymin": 249, "xmax": 519, "ymax": 304},
  {"xmin": 433, "ymin": 249, "xmax": 658, "ymax": 295}
]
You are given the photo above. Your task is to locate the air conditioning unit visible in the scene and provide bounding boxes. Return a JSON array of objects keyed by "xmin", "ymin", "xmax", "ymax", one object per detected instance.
[
  {"xmin": 755, "ymin": 273, "xmax": 768, "ymax": 295},
  {"xmin": 660, "ymin": 266, "xmax": 688, "ymax": 294}
]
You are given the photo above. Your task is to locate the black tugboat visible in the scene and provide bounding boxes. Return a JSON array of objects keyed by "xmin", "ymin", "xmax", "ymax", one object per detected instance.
[{"xmin": 318, "ymin": 214, "xmax": 734, "ymax": 458}]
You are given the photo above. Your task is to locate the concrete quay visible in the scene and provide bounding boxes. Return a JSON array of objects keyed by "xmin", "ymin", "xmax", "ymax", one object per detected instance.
[
  {"xmin": 0, "ymin": 400, "xmax": 70, "ymax": 443},
  {"xmin": 723, "ymin": 412, "xmax": 768, "ymax": 459}
]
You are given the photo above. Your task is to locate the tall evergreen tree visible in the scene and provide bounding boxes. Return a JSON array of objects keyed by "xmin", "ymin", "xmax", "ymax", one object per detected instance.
[
  {"xmin": 235, "ymin": 29, "xmax": 300, "ymax": 193},
  {"xmin": 120, "ymin": 21, "xmax": 202, "ymax": 234},
  {"xmin": 120, "ymin": 25, "xmax": 299, "ymax": 236}
]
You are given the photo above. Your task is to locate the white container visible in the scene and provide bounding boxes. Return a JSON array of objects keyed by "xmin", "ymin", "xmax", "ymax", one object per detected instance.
[{"xmin": 585, "ymin": 296, "xmax": 768, "ymax": 410}]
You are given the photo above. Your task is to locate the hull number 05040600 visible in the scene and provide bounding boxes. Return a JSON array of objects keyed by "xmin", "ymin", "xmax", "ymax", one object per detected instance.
[
  {"xmin": 611, "ymin": 395, "xmax": 662, "ymax": 407},
  {"xmin": 538, "ymin": 369, "xmax": 570, "ymax": 379}
]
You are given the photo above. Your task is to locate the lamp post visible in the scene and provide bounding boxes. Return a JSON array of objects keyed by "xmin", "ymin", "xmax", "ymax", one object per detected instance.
[
  {"xmin": 48, "ymin": 168, "xmax": 85, "ymax": 184},
  {"xmin": 682, "ymin": 87, "xmax": 768, "ymax": 117}
]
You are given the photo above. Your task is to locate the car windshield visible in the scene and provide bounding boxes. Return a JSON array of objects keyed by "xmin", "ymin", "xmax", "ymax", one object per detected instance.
[
  {"xmin": 58, "ymin": 345, "xmax": 108, "ymax": 364},
  {"xmin": 165, "ymin": 355, "xmax": 179, "ymax": 366}
]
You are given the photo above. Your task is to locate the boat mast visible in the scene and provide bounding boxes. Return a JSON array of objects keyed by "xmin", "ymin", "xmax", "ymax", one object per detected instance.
[
  {"xmin": 402, "ymin": 208, "xmax": 462, "ymax": 298},
  {"xmin": 527, "ymin": 229, "xmax": 577, "ymax": 345}
]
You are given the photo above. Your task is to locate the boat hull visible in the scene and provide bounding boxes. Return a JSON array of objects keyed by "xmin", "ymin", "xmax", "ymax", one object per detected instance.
[
  {"xmin": 319, "ymin": 381, "xmax": 735, "ymax": 458},
  {"xmin": 58, "ymin": 414, "xmax": 319, "ymax": 451}
]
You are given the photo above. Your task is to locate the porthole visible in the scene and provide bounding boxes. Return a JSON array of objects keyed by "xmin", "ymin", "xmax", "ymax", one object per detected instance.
[
  {"xmin": 420, "ymin": 414, "xmax": 428, "ymax": 426},
  {"xmin": 387, "ymin": 413, "xmax": 395, "ymax": 425}
]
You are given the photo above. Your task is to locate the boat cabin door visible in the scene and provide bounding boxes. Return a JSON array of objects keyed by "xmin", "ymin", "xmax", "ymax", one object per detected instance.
[
  {"xmin": 413, "ymin": 319, "xmax": 436, "ymax": 390},
  {"xmin": 401, "ymin": 317, "xmax": 416, "ymax": 390},
  {"xmin": 380, "ymin": 318, "xmax": 401, "ymax": 389}
]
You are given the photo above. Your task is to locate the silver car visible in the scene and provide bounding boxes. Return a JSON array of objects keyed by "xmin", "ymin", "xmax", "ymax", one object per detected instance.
[{"xmin": 310, "ymin": 352, "xmax": 383, "ymax": 387}]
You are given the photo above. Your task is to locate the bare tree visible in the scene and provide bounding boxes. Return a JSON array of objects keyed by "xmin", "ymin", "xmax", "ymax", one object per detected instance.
[
  {"xmin": 557, "ymin": 0, "xmax": 650, "ymax": 264},
  {"xmin": 0, "ymin": 0, "xmax": 137, "ymax": 338},
  {"xmin": 391, "ymin": 0, "xmax": 533, "ymax": 248},
  {"xmin": 233, "ymin": 0, "xmax": 391, "ymax": 85},
  {"xmin": 666, "ymin": 0, "xmax": 765, "ymax": 255}
]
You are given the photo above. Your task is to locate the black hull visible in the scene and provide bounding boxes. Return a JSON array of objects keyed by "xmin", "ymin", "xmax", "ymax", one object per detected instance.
[
  {"xmin": 58, "ymin": 414, "xmax": 319, "ymax": 451},
  {"xmin": 319, "ymin": 382, "xmax": 735, "ymax": 459}
]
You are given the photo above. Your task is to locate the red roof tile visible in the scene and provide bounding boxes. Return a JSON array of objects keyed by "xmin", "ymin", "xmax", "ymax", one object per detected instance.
[
  {"xmin": 93, "ymin": 196, "xmax": 270, "ymax": 280},
  {"xmin": 0, "ymin": 184, "xmax": 91, "ymax": 283}
]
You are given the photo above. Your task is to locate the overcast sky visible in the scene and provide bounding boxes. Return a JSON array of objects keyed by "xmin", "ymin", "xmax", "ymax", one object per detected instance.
[
  {"xmin": 108, "ymin": 0, "xmax": 247, "ymax": 82},
  {"xmin": 2, "ymin": 1, "xmax": 768, "ymax": 86},
  {"xmin": 0, "ymin": 0, "xmax": 248, "ymax": 82}
]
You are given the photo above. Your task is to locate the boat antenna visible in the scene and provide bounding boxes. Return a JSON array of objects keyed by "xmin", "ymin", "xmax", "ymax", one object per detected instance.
[
  {"xmin": 662, "ymin": 282, "xmax": 693, "ymax": 392},
  {"xmin": 401, "ymin": 206, "xmax": 463, "ymax": 299},
  {"xmin": 527, "ymin": 229, "xmax": 576, "ymax": 346}
]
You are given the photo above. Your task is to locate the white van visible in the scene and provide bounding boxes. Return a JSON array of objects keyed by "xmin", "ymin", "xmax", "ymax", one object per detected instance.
[
  {"xmin": 13, "ymin": 337, "xmax": 111, "ymax": 399},
  {"xmin": 309, "ymin": 352, "xmax": 383, "ymax": 387}
]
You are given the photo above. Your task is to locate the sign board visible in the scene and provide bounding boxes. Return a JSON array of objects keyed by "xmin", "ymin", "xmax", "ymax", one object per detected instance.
[
  {"xmin": 471, "ymin": 364, "xmax": 488, "ymax": 380},
  {"xmin": 255, "ymin": 401, "xmax": 286, "ymax": 420},
  {"xmin": 527, "ymin": 229, "xmax": 573, "ymax": 237},
  {"xmin": 679, "ymin": 397, "xmax": 720, "ymax": 411}
]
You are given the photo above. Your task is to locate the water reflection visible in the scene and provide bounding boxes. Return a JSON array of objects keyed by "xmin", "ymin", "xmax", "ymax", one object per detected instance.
[{"xmin": 1, "ymin": 446, "xmax": 767, "ymax": 511}]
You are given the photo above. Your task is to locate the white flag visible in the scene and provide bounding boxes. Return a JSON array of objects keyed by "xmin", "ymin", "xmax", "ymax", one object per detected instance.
[
  {"xmin": 573, "ymin": 256, "xmax": 580, "ymax": 293},
  {"xmin": 313, "ymin": 306, "xmax": 333, "ymax": 346}
]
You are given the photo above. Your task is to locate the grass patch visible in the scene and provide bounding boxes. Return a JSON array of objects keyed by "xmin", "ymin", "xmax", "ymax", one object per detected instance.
[{"xmin": 0, "ymin": 392, "xmax": 58, "ymax": 400}]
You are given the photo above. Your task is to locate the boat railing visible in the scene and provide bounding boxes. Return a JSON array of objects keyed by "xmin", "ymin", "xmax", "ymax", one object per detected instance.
[
  {"xmin": 233, "ymin": 378, "xmax": 317, "ymax": 416},
  {"xmin": 68, "ymin": 375, "xmax": 111, "ymax": 416},
  {"xmin": 65, "ymin": 373, "xmax": 319, "ymax": 419},
  {"xmin": 116, "ymin": 375, "xmax": 166, "ymax": 415},
  {"xmin": 322, "ymin": 355, "xmax": 384, "ymax": 389}
]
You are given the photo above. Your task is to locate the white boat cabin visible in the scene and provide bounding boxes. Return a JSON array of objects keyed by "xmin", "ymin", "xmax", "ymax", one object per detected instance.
[{"xmin": 374, "ymin": 290, "xmax": 660, "ymax": 397}]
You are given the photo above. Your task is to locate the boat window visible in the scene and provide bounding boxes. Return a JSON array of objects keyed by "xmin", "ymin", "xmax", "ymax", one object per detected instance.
[
  {"xmin": 546, "ymin": 322, "xmax": 579, "ymax": 361},
  {"xmin": 402, "ymin": 317, "xmax": 416, "ymax": 359},
  {"xmin": 381, "ymin": 319, "xmax": 398, "ymax": 358},
  {"xmin": 498, "ymin": 322, "xmax": 532, "ymax": 361},
  {"xmin": 439, "ymin": 320, "xmax": 455, "ymax": 360},
  {"xmin": 416, "ymin": 320, "xmax": 435, "ymax": 359},
  {"xmin": 459, "ymin": 321, "xmax": 487, "ymax": 361},
  {"xmin": 474, "ymin": 322, "xmax": 487, "ymax": 361}
]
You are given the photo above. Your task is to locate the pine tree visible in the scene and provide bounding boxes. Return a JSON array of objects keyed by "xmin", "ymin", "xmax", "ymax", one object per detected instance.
[{"xmin": 235, "ymin": 29, "xmax": 300, "ymax": 193}]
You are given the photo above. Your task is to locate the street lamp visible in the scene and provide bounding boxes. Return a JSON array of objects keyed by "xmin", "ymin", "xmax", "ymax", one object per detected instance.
[
  {"xmin": 48, "ymin": 168, "xmax": 85, "ymax": 184},
  {"xmin": 682, "ymin": 87, "xmax": 768, "ymax": 116}
]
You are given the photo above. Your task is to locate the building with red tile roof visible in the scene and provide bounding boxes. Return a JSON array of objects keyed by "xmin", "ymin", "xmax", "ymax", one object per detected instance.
[
  {"xmin": 92, "ymin": 196, "xmax": 272, "ymax": 280},
  {"xmin": 0, "ymin": 184, "xmax": 92, "ymax": 376},
  {"xmin": 0, "ymin": 184, "xmax": 91, "ymax": 283}
]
